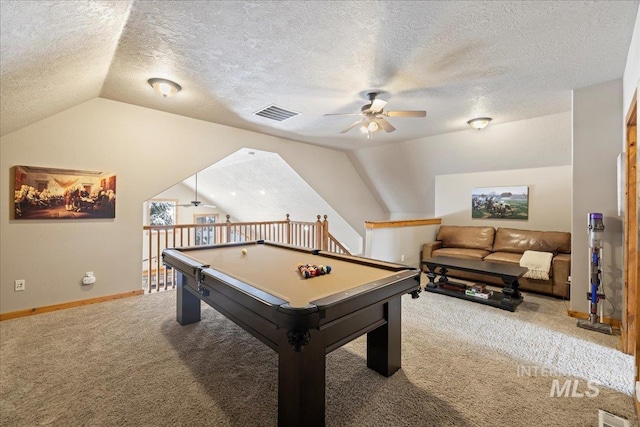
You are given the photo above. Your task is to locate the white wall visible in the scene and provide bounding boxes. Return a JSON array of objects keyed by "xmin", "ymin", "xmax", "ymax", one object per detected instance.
[
  {"xmin": 351, "ymin": 112, "xmax": 572, "ymax": 216},
  {"xmin": 365, "ymin": 224, "xmax": 439, "ymax": 267},
  {"xmin": 623, "ymin": 0, "xmax": 639, "ymax": 253},
  {"xmin": 435, "ymin": 166, "xmax": 572, "ymax": 232},
  {"xmin": 572, "ymin": 78, "xmax": 624, "ymax": 319},
  {"xmin": 0, "ymin": 98, "xmax": 385, "ymax": 313},
  {"xmin": 623, "ymin": 8, "xmax": 640, "ymax": 119}
]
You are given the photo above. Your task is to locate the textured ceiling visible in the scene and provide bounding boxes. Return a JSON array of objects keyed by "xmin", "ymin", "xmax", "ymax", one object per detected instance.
[{"xmin": 1, "ymin": 1, "xmax": 638, "ymax": 150}]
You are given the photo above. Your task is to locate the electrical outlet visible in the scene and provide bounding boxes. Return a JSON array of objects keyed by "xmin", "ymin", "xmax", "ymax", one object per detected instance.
[
  {"xmin": 14, "ymin": 279, "xmax": 25, "ymax": 292},
  {"xmin": 400, "ymin": 254, "xmax": 405, "ymax": 262}
]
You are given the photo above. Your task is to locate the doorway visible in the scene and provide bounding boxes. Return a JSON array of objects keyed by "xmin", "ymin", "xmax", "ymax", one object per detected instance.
[{"xmin": 621, "ymin": 90, "xmax": 637, "ymax": 392}]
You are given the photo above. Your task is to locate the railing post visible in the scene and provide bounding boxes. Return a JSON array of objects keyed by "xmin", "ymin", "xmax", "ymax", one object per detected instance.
[
  {"xmin": 225, "ymin": 214, "xmax": 231, "ymax": 243},
  {"xmin": 156, "ymin": 229, "xmax": 161, "ymax": 291},
  {"xmin": 322, "ymin": 215, "xmax": 329, "ymax": 252},
  {"xmin": 147, "ymin": 229, "xmax": 152, "ymax": 293},
  {"xmin": 163, "ymin": 230, "xmax": 169, "ymax": 290},
  {"xmin": 286, "ymin": 213, "xmax": 291, "ymax": 245},
  {"xmin": 315, "ymin": 215, "xmax": 323, "ymax": 250}
]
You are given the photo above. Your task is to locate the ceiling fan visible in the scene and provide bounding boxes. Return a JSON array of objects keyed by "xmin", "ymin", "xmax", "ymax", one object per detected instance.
[
  {"xmin": 324, "ymin": 92, "xmax": 426, "ymax": 137},
  {"xmin": 178, "ymin": 174, "xmax": 216, "ymax": 208}
]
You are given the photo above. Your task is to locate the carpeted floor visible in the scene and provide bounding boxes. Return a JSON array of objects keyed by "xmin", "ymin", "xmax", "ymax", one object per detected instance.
[{"xmin": 0, "ymin": 284, "xmax": 636, "ymax": 426}]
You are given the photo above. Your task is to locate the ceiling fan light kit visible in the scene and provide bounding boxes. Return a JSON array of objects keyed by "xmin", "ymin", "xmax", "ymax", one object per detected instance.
[
  {"xmin": 325, "ymin": 92, "xmax": 427, "ymax": 137},
  {"xmin": 360, "ymin": 122, "xmax": 377, "ymax": 139},
  {"xmin": 148, "ymin": 78, "xmax": 182, "ymax": 98},
  {"xmin": 467, "ymin": 117, "xmax": 492, "ymax": 130},
  {"xmin": 366, "ymin": 121, "xmax": 379, "ymax": 132}
]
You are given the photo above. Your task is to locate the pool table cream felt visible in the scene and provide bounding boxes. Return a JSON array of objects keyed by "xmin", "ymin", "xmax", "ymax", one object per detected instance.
[{"xmin": 180, "ymin": 244, "xmax": 404, "ymax": 308}]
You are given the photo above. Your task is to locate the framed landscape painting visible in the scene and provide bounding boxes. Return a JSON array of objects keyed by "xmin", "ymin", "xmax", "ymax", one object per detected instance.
[
  {"xmin": 14, "ymin": 165, "xmax": 116, "ymax": 219},
  {"xmin": 472, "ymin": 186, "xmax": 528, "ymax": 220}
]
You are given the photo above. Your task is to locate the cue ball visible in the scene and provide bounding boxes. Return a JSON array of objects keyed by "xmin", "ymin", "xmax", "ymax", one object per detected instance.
[{"xmin": 241, "ymin": 249, "xmax": 248, "ymax": 255}]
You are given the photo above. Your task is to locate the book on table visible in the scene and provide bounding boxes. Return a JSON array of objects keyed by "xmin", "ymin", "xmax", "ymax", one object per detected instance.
[
  {"xmin": 471, "ymin": 283, "xmax": 486, "ymax": 293},
  {"xmin": 440, "ymin": 282, "xmax": 467, "ymax": 293},
  {"xmin": 465, "ymin": 289, "xmax": 493, "ymax": 299}
]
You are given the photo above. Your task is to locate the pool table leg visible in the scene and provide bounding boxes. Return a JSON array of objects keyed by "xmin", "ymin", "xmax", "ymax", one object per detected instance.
[
  {"xmin": 277, "ymin": 329, "xmax": 326, "ymax": 427},
  {"xmin": 366, "ymin": 297, "xmax": 401, "ymax": 376},
  {"xmin": 176, "ymin": 273, "xmax": 201, "ymax": 325}
]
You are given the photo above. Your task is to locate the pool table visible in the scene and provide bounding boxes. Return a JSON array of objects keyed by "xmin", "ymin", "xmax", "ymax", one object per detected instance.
[{"xmin": 162, "ymin": 240, "xmax": 420, "ymax": 427}]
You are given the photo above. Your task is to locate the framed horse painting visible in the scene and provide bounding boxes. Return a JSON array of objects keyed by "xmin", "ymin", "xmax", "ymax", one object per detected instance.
[{"xmin": 471, "ymin": 186, "xmax": 528, "ymax": 220}]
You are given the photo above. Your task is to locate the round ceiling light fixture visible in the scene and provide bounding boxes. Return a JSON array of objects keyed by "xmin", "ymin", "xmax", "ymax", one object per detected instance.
[
  {"xmin": 467, "ymin": 117, "xmax": 492, "ymax": 130},
  {"xmin": 148, "ymin": 78, "xmax": 182, "ymax": 98}
]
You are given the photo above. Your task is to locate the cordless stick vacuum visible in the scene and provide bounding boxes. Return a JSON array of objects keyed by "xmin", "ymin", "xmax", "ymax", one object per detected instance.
[{"xmin": 577, "ymin": 213, "xmax": 613, "ymax": 335}]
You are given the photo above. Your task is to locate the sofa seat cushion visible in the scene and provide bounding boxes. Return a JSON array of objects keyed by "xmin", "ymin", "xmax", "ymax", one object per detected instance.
[
  {"xmin": 436, "ymin": 225, "xmax": 495, "ymax": 251},
  {"xmin": 432, "ymin": 247, "xmax": 491, "ymax": 260},
  {"xmin": 484, "ymin": 251, "xmax": 554, "ymax": 278},
  {"xmin": 483, "ymin": 252, "xmax": 522, "ymax": 264},
  {"xmin": 492, "ymin": 228, "xmax": 571, "ymax": 254}
]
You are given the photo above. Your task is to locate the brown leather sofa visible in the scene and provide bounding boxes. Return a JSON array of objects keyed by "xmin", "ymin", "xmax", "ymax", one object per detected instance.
[{"xmin": 421, "ymin": 225, "xmax": 571, "ymax": 298}]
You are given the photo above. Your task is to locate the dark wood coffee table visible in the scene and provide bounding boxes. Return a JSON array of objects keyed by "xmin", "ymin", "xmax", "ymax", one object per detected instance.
[{"xmin": 421, "ymin": 256, "xmax": 528, "ymax": 312}]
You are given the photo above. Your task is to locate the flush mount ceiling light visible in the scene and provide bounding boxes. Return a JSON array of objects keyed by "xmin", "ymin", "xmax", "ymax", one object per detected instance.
[
  {"xmin": 148, "ymin": 78, "xmax": 181, "ymax": 98},
  {"xmin": 467, "ymin": 117, "xmax": 492, "ymax": 130}
]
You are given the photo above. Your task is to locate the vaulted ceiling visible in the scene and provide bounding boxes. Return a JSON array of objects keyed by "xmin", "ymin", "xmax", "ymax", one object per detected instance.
[{"xmin": 1, "ymin": 1, "xmax": 638, "ymax": 150}]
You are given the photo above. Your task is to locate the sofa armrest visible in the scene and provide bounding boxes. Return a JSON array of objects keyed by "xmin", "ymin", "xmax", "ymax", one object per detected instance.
[
  {"xmin": 551, "ymin": 253, "xmax": 571, "ymax": 298},
  {"xmin": 421, "ymin": 241, "xmax": 443, "ymax": 261}
]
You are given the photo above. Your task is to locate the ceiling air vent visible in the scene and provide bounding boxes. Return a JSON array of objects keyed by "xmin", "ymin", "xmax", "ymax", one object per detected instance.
[{"xmin": 254, "ymin": 105, "xmax": 300, "ymax": 122}]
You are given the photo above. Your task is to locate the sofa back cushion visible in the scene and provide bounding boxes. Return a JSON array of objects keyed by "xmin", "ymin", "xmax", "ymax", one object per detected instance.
[
  {"xmin": 436, "ymin": 225, "xmax": 495, "ymax": 251},
  {"xmin": 492, "ymin": 228, "xmax": 571, "ymax": 254}
]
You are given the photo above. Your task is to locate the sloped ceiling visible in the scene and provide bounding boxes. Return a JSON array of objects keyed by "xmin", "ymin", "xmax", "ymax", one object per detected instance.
[
  {"xmin": 188, "ymin": 148, "xmax": 363, "ymax": 252},
  {"xmin": 1, "ymin": 1, "xmax": 638, "ymax": 150},
  {"xmin": 1, "ymin": 1, "xmax": 133, "ymax": 136}
]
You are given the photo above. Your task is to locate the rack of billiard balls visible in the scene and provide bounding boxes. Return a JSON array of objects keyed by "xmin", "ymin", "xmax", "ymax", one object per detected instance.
[{"xmin": 297, "ymin": 263, "xmax": 331, "ymax": 279}]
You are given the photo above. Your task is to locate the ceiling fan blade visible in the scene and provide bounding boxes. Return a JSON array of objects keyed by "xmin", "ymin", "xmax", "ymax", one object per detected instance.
[
  {"xmin": 324, "ymin": 113, "xmax": 363, "ymax": 116},
  {"xmin": 370, "ymin": 98, "xmax": 388, "ymax": 113},
  {"xmin": 177, "ymin": 202, "xmax": 217, "ymax": 208},
  {"xmin": 376, "ymin": 118, "xmax": 396, "ymax": 133},
  {"xmin": 340, "ymin": 119, "xmax": 364, "ymax": 134},
  {"xmin": 385, "ymin": 110, "xmax": 427, "ymax": 117}
]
